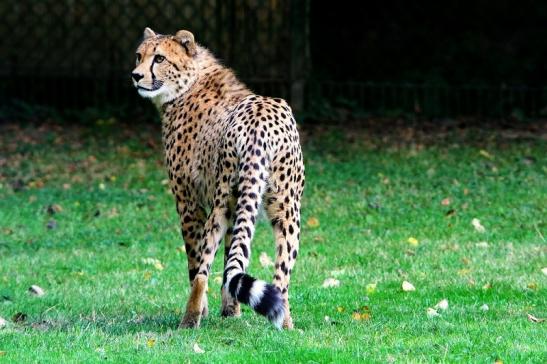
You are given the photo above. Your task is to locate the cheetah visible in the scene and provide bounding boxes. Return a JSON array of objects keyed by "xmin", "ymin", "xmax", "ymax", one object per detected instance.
[{"xmin": 131, "ymin": 28, "xmax": 305, "ymax": 329}]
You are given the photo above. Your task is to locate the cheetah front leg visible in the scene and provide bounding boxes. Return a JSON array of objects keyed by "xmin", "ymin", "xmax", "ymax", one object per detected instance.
[
  {"xmin": 179, "ymin": 206, "xmax": 229, "ymax": 328},
  {"xmin": 178, "ymin": 205, "xmax": 209, "ymax": 318}
]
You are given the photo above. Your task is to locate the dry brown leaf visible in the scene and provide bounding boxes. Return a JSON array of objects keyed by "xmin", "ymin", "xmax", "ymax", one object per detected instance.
[
  {"xmin": 479, "ymin": 150, "xmax": 493, "ymax": 159},
  {"xmin": 426, "ymin": 307, "xmax": 440, "ymax": 318},
  {"xmin": 142, "ymin": 258, "xmax": 164, "ymax": 271},
  {"xmin": 407, "ymin": 237, "xmax": 419, "ymax": 246},
  {"xmin": 29, "ymin": 285, "xmax": 45, "ymax": 297},
  {"xmin": 402, "ymin": 281, "xmax": 415, "ymax": 292},
  {"xmin": 352, "ymin": 312, "xmax": 371, "ymax": 321},
  {"xmin": 526, "ymin": 313, "xmax": 545, "ymax": 323},
  {"xmin": 471, "ymin": 218, "xmax": 486, "ymax": 233},
  {"xmin": 193, "ymin": 343, "xmax": 205, "ymax": 354},
  {"xmin": 307, "ymin": 217, "xmax": 320, "ymax": 228},
  {"xmin": 259, "ymin": 252, "xmax": 274, "ymax": 268},
  {"xmin": 366, "ymin": 283, "xmax": 377, "ymax": 295},
  {"xmin": 435, "ymin": 299, "xmax": 449, "ymax": 311},
  {"xmin": 322, "ymin": 278, "xmax": 340, "ymax": 288}
]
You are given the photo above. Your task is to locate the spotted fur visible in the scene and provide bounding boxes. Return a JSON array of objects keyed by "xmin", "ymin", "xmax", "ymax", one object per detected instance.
[{"xmin": 132, "ymin": 28, "xmax": 304, "ymax": 329}]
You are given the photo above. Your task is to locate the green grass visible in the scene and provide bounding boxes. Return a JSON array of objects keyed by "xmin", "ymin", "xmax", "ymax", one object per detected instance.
[{"xmin": 0, "ymin": 121, "xmax": 545, "ymax": 363}]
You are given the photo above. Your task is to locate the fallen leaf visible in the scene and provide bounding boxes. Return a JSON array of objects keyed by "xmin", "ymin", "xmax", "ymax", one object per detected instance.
[
  {"xmin": 307, "ymin": 217, "xmax": 320, "ymax": 228},
  {"xmin": 526, "ymin": 313, "xmax": 545, "ymax": 323},
  {"xmin": 458, "ymin": 268, "xmax": 471, "ymax": 276},
  {"xmin": 471, "ymin": 218, "xmax": 485, "ymax": 233},
  {"xmin": 366, "ymin": 283, "xmax": 377, "ymax": 295},
  {"xmin": 0, "ymin": 316, "xmax": 7, "ymax": 328},
  {"xmin": 352, "ymin": 312, "xmax": 371, "ymax": 321},
  {"xmin": 0, "ymin": 351, "xmax": 5, "ymax": 356},
  {"xmin": 482, "ymin": 282, "xmax": 492, "ymax": 290},
  {"xmin": 107, "ymin": 207, "xmax": 119, "ymax": 218},
  {"xmin": 29, "ymin": 285, "xmax": 45, "ymax": 297},
  {"xmin": 426, "ymin": 307, "xmax": 440, "ymax": 318},
  {"xmin": 527, "ymin": 282, "xmax": 538, "ymax": 290},
  {"xmin": 494, "ymin": 359, "xmax": 503, "ymax": 364},
  {"xmin": 435, "ymin": 299, "xmax": 449, "ymax": 311},
  {"xmin": 142, "ymin": 258, "xmax": 164, "ymax": 271},
  {"xmin": 402, "ymin": 281, "xmax": 415, "ymax": 292},
  {"xmin": 475, "ymin": 241, "xmax": 489, "ymax": 248},
  {"xmin": 259, "ymin": 252, "xmax": 274, "ymax": 268},
  {"xmin": 143, "ymin": 271, "xmax": 152, "ymax": 281},
  {"xmin": 193, "ymin": 343, "xmax": 205, "ymax": 354},
  {"xmin": 441, "ymin": 198, "xmax": 451, "ymax": 206},
  {"xmin": 407, "ymin": 237, "xmax": 419, "ymax": 246},
  {"xmin": 146, "ymin": 338, "xmax": 156, "ymax": 348},
  {"xmin": 47, "ymin": 204, "xmax": 63, "ymax": 215},
  {"xmin": 322, "ymin": 278, "xmax": 340, "ymax": 288},
  {"xmin": 336, "ymin": 306, "xmax": 345, "ymax": 313},
  {"xmin": 480, "ymin": 304, "xmax": 489, "ymax": 311},
  {"xmin": 176, "ymin": 245, "xmax": 186, "ymax": 254},
  {"xmin": 479, "ymin": 150, "xmax": 493, "ymax": 159}
]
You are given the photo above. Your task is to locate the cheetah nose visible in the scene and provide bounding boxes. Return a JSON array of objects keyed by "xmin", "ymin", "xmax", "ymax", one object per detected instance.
[{"xmin": 132, "ymin": 73, "xmax": 144, "ymax": 82}]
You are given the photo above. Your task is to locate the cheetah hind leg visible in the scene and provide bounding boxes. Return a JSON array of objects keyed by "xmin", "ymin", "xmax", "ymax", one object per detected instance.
[{"xmin": 265, "ymin": 189, "xmax": 302, "ymax": 329}]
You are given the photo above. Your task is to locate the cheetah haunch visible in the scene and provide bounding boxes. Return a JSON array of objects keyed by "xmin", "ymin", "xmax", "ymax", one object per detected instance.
[{"xmin": 132, "ymin": 28, "xmax": 305, "ymax": 329}]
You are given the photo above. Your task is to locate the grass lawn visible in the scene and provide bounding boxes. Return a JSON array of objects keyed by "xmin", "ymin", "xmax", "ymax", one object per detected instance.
[{"xmin": 0, "ymin": 120, "xmax": 545, "ymax": 363}]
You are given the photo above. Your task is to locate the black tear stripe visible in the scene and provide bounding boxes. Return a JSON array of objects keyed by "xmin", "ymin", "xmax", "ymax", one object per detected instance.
[{"xmin": 150, "ymin": 59, "xmax": 156, "ymax": 82}]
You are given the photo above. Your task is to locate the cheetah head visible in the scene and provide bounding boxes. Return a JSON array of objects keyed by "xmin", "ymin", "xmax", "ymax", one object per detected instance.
[{"xmin": 132, "ymin": 27, "xmax": 198, "ymax": 105}]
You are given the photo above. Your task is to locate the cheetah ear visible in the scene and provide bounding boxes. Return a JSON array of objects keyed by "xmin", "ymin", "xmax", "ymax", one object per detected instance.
[
  {"xmin": 143, "ymin": 27, "xmax": 157, "ymax": 39},
  {"xmin": 175, "ymin": 30, "xmax": 197, "ymax": 57}
]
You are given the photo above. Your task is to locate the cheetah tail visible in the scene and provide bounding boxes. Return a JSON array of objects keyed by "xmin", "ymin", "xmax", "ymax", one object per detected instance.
[{"xmin": 225, "ymin": 272, "xmax": 285, "ymax": 328}]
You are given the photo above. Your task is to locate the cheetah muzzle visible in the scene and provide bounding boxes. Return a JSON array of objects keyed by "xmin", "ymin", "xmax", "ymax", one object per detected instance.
[{"xmin": 132, "ymin": 27, "xmax": 305, "ymax": 329}]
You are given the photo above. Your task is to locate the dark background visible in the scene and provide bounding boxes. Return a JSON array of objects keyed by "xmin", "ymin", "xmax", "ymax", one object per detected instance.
[
  {"xmin": 1, "ymin": 0, "xmax": 546, "ymax": 120},
  {"xmin": 312, "ymin": 1, "xmax": 547, "ymax": 85}
]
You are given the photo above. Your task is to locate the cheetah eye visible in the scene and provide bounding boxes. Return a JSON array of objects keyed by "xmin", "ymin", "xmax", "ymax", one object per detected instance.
[
  {"xmin": 154, "ymin": 55, "xmax": 165, "ymax": 64},
  {"xmin": 135, "ymin": 53, "xmax": 142, "ymax": 65}
]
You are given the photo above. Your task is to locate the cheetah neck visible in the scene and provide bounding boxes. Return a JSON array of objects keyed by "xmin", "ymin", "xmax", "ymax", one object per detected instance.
[{"xmin": 160, "ymin": 46, "xmax": 251, "ymax": 122}]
